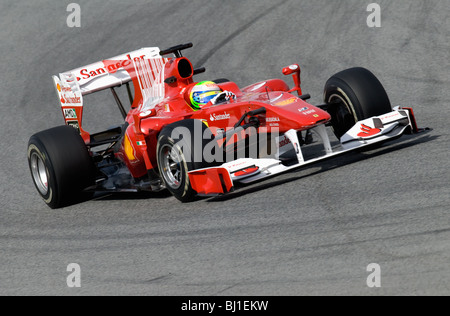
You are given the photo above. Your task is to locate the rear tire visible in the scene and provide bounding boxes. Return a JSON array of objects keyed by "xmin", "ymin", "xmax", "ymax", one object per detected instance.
[
  {"xmin": 27, "ymin": 125, "xmax": 96, "ymax": 209},
  {"xmin": 324, "ymin": 67, "xmax": 392, "ymax": 138}
]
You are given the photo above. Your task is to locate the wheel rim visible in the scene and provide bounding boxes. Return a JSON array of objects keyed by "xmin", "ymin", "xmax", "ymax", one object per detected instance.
[
  {"xmin": 328, "ymin": 93, "xmax": 357, "ymax": 136},
  {"xmin": 159, "ymin": 144, "xmax": 183, "ymax": 190},
  {"xmin": 30, "ymin": 152, "xmax": 49, "ymax": 195}
]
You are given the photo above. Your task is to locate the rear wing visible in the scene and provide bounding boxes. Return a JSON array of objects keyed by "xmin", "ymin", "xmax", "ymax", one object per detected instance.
[{"xmin": 52, "ymin": 47, "xmax": 168, "ymax": 138}]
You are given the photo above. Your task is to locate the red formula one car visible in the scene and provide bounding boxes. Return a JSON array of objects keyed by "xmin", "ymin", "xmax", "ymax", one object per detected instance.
[{"xmin": 28, "ymin": 43, "xmax": 421, "ymax": 208}]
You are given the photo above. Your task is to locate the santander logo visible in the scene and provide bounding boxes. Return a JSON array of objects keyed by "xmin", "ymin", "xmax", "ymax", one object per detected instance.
[
  {"xmin": 210, "ymin": 112, "xmax": 231, "ymax": 121},
  {"xmin": 76, "ymin": 59, "xmax": 132, "ymax": 81},
  {"xmin": 74, "ymin": 53, "xmax": 149, "ymax": 82}
]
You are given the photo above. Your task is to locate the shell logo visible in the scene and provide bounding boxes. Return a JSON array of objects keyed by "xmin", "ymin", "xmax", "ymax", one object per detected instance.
[{"xmin": 275, "ymin": 97, "xmax": 297, "ymax": 106}]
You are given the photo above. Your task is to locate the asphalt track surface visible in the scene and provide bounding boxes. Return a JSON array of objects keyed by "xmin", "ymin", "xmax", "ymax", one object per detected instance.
[{"xmin": 1, "ymin": 0, "xmax": 449, "ymax": 296}]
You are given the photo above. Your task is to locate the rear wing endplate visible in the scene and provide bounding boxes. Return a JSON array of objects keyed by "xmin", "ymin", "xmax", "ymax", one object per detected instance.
[{"xmin": 52, "ymin": 47, "xmax": 167, "ymax": 138}]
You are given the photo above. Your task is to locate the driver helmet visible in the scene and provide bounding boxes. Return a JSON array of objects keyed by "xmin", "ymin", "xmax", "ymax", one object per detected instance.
[{"xmin": 189, "ymin": 81, "xmax": 222, "ymax": 109}]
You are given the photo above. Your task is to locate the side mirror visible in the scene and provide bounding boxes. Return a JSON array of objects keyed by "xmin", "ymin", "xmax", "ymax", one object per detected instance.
[{"xmin": 282, "ymin": 64, "xmax": 302, "ymax": 96}]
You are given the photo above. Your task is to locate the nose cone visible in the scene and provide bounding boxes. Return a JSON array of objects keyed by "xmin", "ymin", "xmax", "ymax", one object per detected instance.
[{"xmin": 267, "ymin": 94, "xmax": 331, "ymax": 131}]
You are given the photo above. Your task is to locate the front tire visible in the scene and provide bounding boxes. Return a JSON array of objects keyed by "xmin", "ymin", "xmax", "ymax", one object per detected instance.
[
  {"xmin": 27, "ymin": 125, "xmax": 96, "ymax": 209},
  {"xmin": 324, "ymin": 67, "xmax": 392, "ymax": 138},
  {"xmin": 156, "ymin": 119, "xmax": 213, "ymax": 202}
]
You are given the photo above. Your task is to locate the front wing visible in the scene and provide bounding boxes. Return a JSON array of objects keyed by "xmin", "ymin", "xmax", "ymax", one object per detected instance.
[{"xmin": 188, "ymin": 107, "xmax": 420, "ymax": 196}]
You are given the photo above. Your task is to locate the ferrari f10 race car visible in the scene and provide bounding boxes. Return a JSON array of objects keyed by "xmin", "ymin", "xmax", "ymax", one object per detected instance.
[{"xmin": 28, "ymin": 43, "xmax": 422, "ymax": 208}]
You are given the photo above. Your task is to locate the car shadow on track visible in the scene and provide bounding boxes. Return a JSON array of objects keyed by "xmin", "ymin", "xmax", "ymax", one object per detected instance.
[
  {"xmin": 92, "ymin": 190, "xmax": 173, "ymax": 202},
  {"xmin": 206, "ymin": 132, "xmax": 438, "ymax": 203}
]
